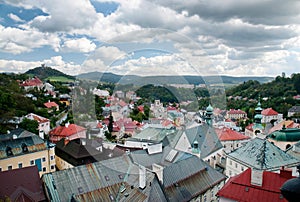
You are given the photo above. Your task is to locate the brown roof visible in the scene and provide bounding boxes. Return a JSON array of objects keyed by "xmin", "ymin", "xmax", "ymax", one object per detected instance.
[{"xmin": 0, "ymin": 166, "xmax": 46, "ymax": 201}]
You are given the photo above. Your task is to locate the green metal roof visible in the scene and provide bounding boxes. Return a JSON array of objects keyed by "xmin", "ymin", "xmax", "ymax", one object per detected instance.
[{"xmin": 269, "ymin": 128, "xmax": 300, "ymax": 142}]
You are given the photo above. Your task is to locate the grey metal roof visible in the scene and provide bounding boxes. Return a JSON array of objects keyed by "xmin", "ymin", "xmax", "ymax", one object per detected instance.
[
  {"xmin": 133, "ymin": 127, "xmax": 177, "ymax": 142},
  {"xmin": 184, "ymin": 124, "xmax": 223, "ymax": 158},
  {"xmin": 42, "ymin": 155, "xmax": 167, "ymax": 202},
  {"xmin": 163, "ymin": 155, "xmax": 226, "ymax": 201},
  {"xmin": 288, "ymin": 105, "xmax": 300, "ymax": 113},
  {"xmin": 130, "ymin": 146, "xmax": 191, "ymax": 169},
  {"xmin": 227, "ymin": 138, "xmax": 300, "ymax": 170},
  {"xmin": 0, "ymin": 128, "xmax": 35, "ymax": 140}
]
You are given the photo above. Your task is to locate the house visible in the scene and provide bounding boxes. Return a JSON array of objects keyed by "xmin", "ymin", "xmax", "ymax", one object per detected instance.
[
  {"xmin": 126, "ymin": 91, "xmax": 137, "ymax": 100},
  {"xmin": 25, "ymin": 113, "xmax": 51, "ymax": 137},
  {"xmin": 226, "ymin": 109, "xmax": 247, "ymax": 120},
  {"xmin": 215, "ymin": 127, "xmax": 251, "ymax": 153},
  {"xmin": 114, "ymin": 90, "xmax": 125, "ymax": 98},
  {"xmin": 42, "ymin": 155, "xmax": 167, "ymax": 202},
  {"xmin": 19, "ymin": 76, "xmax": 43, "ymax": 91},
  {"xmin": 288, "ymin": 106, "xmax": 300, "ymax": 117},
  {"xmin": 174, "ymin": 124, "xmax": 224, "ymax": 169},
  {"xmin": 225, "ymin": 138, "xmax": 300, "ymax": 178},
  {"xmin": 130, "ymin": 147, "xmax": 226, "ymax": 202},
  {"xmin": 44, "ymin": 101, "xmax": 59, "ymax": 111},
  {"xmin": 268, "ymin": 127, "xmax": 300, "ymax": 151},
  {"xmin": 0, "ymin": 128, "xmax": 35, "ymax": 140},
  {"xmin": 0, "ymin": 134, "xmax": 55, "ymax": 176},
  {"xmin": 0, "ymin": 166, "xmax": 46, "ymax": 201},
  {"xmin": 150, "ymin": 100, "xmax": 166, "ymax": 119},
  {"xmin": 262, "ymin": 108, "xmax": 282, "ymax": 124},
  {"xmin": 93, "ymin": 88, "xmax": 110, "ymax": 97},
  {"xmin": 217, "ymin": 168, "xmax": 295, "ymax": 202},
  {"xmin": 49, "ymin": 123, "xmax": 86, "ymax": 143},
  {"xmin": 268, "ymin": 120, "xmax": 300, "ymax": 134},
  {"xmin": 55, "ymin": 138, "xmax": 124, "ymax": 170}
]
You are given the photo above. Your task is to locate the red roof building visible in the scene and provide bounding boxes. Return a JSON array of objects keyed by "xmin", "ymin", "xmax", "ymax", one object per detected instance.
[
  {"xmin": 226, "ymin": 109, "xmax": 247, "ymax": 120},
  {"xmin": 215, "ymin": 127, "xmax": 250, "ymax": 153},
  {"xmin": 49, "ymin": 123, "xmax": 86, "ymax": 143},
  {"xmin": 0, "ymin": 166, "xmax": 46, "ymax": 201},
  {"xmin": 44, "ymin": 101, "xmax": 59, "ymax": 111},
  {"xmin": 262, "ymin": 108, "xmax": 280, "ymax": 123},
  {"xmin": 19, "ymin": 76, "xmax": 43, "ymax": 91},
  {"xmin": 217, "ymin": 168, "xmax": 295, "ymax": 202}
]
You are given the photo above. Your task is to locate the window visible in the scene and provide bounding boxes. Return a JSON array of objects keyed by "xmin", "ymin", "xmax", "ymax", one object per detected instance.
[
  {"xmin": 0, "ymin": 167, "xmax": 2, "ymax": 172},
  {"xmin": 18, "ymin": 163, "xmax": 23, "ymax": 168},
  {"xmin": 241, "ymin": 166, "xmax": 244, "ymax": 171},
  {"xmin": 30, "ymin": 160, "xmax": 34, "ymax": 165},
  {"xmin": 229, "ymin": 160, "xmax": 232, "ymax": 165},
  {"xmin": 6, "ymin": 146, "xmax": 13, "ymax": 156},
  {"xmin": 42, "ymin": 167, "xmax": 46, "ymax": 172},
  {"xmin": 42, "ymin": 157, "xmax": 46, "ymax": 162},
  {"xmin": 50, "ymin": 155, "xmax": 54, "ymax": 160},
  {"xmin": 235, "ymin": 163, "xmax": 238, "ymax": 168},
  {"xmin": 21, "ymin": 143, "xmax": 28, "ymax": 153},
  {"xmin": 8, "ymin": 165, "xmax": 12, "ymax": 170},
  {"xmin": 229, "ymin": 170, "xmax": 232, "ymax": 176},
  {"xmin": 51, "ymin": 165, "xmax": 55, "ymax": 170}
]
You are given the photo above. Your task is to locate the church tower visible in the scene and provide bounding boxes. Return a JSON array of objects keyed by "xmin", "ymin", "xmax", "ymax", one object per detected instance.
[
  {"xmin": 205, "ymin": 104, "xmax": 213, "ymax": 126},
  {"xmin": 253, "ymin": 100, "xmax": 264, "ymax": 137}
]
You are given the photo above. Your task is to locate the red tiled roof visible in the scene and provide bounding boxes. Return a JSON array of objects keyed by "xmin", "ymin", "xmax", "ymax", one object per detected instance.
[
  {"xmin": 217, "ymin": 168, "xmax": 294, "ymax": 202},
  {"xmin": 227, "ymin": 109, "xmax": 246, "ymax": 114},
  {"xmin": 27, "ymin": 113, "xmax": 49, "ymax": 123},
  {"xmin": 0, "ymin": 166, "xmax": 46, "ymax": 201},
  {"xmin": 262, "ymin": 108, "xmax": 279, "ymax": 116},
  {"xmin": 44, "ymin": 101, "xmax": 58, "ymax": 108},
  {"xmin": 137, "ymin": 105, "xmax": 144, "ymax": 112},
  {"xmin": 215, "ymin": 127, "xmax": 250, "ymax": 141},
  {"xmin": 167, "ymin": 106, "xmax": 177, "ymax": 111},
  {"xmin": 118, "ymin": 100, "xmax": 127, "ymax": 107},
  {"xmin": 49, "ymin": 124, "xmax": 86, "ymax": 137},
  {"xmin": 19, "ymin": 76, "xmax": 43, "ymax": 87},
  {"xmin": 245, "ymin": 123, "xmax": 254, "ymax": 132},
  {"xmin": 268, "ymin": 120, "xmax": 300, "ymax": 134}
]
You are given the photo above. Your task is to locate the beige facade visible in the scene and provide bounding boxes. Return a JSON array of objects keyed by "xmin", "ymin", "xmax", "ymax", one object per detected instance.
[
  {"xmin": 0, "ymin": 147, "xmax": 55, "ymax": 176},
  {"xmin": 55, "ymin": 155, "xmax": 74, "ymax": 170}
]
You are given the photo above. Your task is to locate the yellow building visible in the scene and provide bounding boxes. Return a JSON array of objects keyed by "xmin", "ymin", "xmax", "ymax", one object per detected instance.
[{"xmin": 0, "ymin": 135, "xmax": 55, "ymax": 176}]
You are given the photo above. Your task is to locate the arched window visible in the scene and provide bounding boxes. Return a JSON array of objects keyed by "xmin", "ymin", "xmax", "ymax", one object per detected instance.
[
  {"xmin": 21, "ymin": 143, "xmax": 28, "ymax": 153},
  {"xmin": 6, "ymin": 146, "xmax": 13, "ymax": 156}
]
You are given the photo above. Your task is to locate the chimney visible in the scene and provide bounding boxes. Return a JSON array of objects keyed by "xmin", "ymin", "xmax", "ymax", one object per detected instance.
[
  {"xmin": 65, "ymin": 122, "xmax": 70, "ymax": 128},
  {"xmin": 64, "ymin": 138, "xmax": 70, "ymax": 146},
  {"xmin": 139, "ymin": 165, "xmax": 146, "ymax": 189},
  {"xmin": 251, "ymin": 168, "xmax": 263, "ymax": 186}
]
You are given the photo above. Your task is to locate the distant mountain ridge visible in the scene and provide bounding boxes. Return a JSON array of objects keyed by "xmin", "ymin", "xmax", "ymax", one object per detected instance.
[
  {"xmin": 25, "ymin": 65, "xmax": 75, "ymax": 80},
  {"xmin": 77, "ymin": 71, "xmax": 274, "ymax": 85}
]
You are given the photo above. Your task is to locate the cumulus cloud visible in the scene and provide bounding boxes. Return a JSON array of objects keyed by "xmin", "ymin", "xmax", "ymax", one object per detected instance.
[
  {"xmin": 0, "ymin": 25, "xmax": 60, "ymax": 54},
  {"xmin": 29, "ymin": 0, "xmax": 98, "ymax": 32},
  {"xmin": 61, "ymin": 38, "xmax": 96, "ymax": 53}
]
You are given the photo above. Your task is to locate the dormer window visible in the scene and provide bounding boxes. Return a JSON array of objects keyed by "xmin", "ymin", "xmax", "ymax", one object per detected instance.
[
  {"xmin": 21, "ymin": 143, "xmax": 28, "ymax": 153},
  {"xmin": 6, "ymin": 146, "xmax": 13, "ymax": 156}
]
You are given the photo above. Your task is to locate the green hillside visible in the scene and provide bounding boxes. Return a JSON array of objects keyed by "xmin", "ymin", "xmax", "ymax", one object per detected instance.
[{"xmin": 25, "ymin": 65, "xmax": 75, "ymax": 81}]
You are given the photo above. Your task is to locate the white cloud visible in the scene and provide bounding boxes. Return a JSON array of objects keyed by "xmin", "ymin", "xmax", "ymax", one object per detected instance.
[
  {"xmin": 0, "ymin": 25, "xmax": 61, "ymax": 54},
  {"xmin": 61, "ymin": 38, "xmax": 96, "ymax": 53},
  {"xmin": 7, "ymin": 13, "xmax": 25, "ymax": 22}
]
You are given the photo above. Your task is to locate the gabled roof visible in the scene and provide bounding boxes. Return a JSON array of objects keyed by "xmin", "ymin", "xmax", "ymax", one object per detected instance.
[
  {"xmin": 49, "ymin": 124, "xmax": 86, "ymax": 137},
  {"xmin": 44, "ymin": 101, "xmax": 58, "ymax": 108},
  {"xmin": 42, "ymin": 156, "xmax": 167, "ymax": 202},
  {"xmin": 227, "ymin": 109, "xmax": 247, "ymax": 114},
  {"xmin": 245, "ymin": 123, "xmax": 254, "ymax": 132},
  {"xmin": 19, "ymin": 76, "xmax": 43, "ymax": 87},
  {"xmin": 288, "ymin": 106, "xmax": 300, "ymax": 113},
  {"xmin": 217, "ymin": 168, "xmax": 294, "ymax": 202},
  {"xmin": 26, "ymin": 113, "xmax": 49, "ymax": 123},
  {"xmin": 184, "ymin": 124, "xmax": 223, "ymax": 158},
  {"xmin": 163, "ymin": 155, "xmax": 226, "ymax": 201},
  {"xmin": 227, "ymin": 138, "xmax": 299, "ymax": 170},
  {"xmin": 0, "ymin": 166, "xmax": 46, "ymax": 201},
  {"xmin": 262, "ymin": 108, "xmax": 279, "ymax": 116},
  {"xmin": 215, "ymin": 127, "xmax": 250, "ymax": 141}
]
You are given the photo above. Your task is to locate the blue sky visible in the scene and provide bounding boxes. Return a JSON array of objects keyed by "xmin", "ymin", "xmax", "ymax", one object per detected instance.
[{"xmin": 1, "ymin": 0, "xmax": 300, "ymax": 77}]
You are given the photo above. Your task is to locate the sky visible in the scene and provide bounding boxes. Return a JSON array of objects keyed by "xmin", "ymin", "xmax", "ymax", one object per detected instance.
[{"xmin": 1, "ymin": 0, "xmax": 300, "ymax": 77}]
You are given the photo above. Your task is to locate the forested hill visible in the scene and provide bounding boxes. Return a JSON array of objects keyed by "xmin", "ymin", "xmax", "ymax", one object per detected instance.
[
  {"xmin": 25, "ymin": 65, "xmax": 75, "ymax": 80},
  {"xmin": 225, "ymin": 74, "xmax": 300, "ymax": 117}
]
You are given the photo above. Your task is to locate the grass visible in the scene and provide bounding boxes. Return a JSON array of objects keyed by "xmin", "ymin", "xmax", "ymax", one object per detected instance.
[{"xmin": 46, "ymin": 76, "xmax": 74, "ymax": 82}]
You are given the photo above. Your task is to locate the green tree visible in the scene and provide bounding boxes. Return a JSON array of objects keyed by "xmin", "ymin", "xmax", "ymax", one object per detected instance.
[{"xmin": 19, "ymin": 118, "xmax": 39, "ymax": 134}]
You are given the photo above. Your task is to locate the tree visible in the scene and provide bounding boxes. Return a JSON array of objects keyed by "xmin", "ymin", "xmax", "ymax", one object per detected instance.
[
  {"xmin": 19, "ymin": 118, "xmax": 39, "ymax": 134},
  {"xmin": 108, "ymin": 113, "xmax": 114, "ymax": 133}
]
